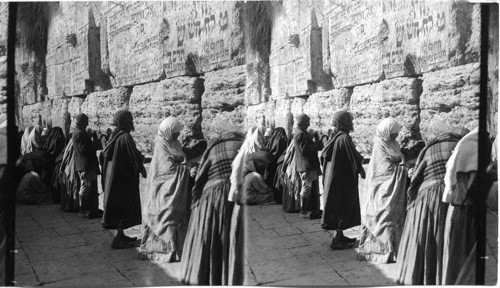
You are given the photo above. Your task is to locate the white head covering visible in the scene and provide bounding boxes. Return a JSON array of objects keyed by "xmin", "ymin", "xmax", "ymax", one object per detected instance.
[
  {"xmin": 27, "ymin": 125, "xmax": 43, "ymax": 154},
  {"xmin": 158, "ymin": 116, "xmax": 184, "ymax": 140},
  {"xmin": 375, "ymin": 117, "xmax": 402, "ymax": 142},
  {"xmin": 247, "ymin": 125, "xmax": 266, "ymax": 154},
  {"xmin": 374, "ymin": 118, "xmax": 404, "ymax": 162},
  {"xmin": 442, "ymin": 128, "xmax": 478, "ymax": 204},
  {"xmin": 157, "ymin": 116, "xmax": 185, "ymax": 158},
  {"xmin": 21, "ymin": 126, "xmax": 33, "ymax": 155}
]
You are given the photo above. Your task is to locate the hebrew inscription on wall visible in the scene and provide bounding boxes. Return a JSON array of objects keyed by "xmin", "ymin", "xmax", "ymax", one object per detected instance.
[
  {"xmin": 103, "ymin": 1, "xmax": 244, "ymax": 86},
  {"xmin": 162, "ymin": 1, "xmax": 244, "ymax": 78},
  {"xmin": 105, "ymin": 1, "xmax": 164, "ymax": 87},
  {"xmin": 326, "ymin": 0, "xmax": 480, "ymax": 87}
]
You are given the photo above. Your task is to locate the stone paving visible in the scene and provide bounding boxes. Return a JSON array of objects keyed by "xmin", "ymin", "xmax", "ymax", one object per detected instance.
[
  {"xmin": 14, "ymin": 204, "xmax": 182, "ymax": 286},
  {"xmin": 245, "ymin": 203, "xmax": 498, "ymax": 286},
  {"xmin": 13, "ymin": 199, "xmax": 498, "ymax": 286}
]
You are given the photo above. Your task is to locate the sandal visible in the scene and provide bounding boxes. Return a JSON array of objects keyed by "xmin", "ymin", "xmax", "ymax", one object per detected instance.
[
  {"xmin": 111, "ymin": 238, "xmax": 136, "ymax": 249},
  {"xmin": 330, "ymin": 239, "xmax": 353, "ymax": 250}
]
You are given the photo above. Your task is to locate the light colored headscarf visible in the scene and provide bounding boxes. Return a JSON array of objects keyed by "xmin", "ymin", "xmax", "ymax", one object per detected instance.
[
  {"xmin": 442, "ymin": 127, "xmax": 478, "ymax": 204},
  {"xmin": 21, "ymin": 126, "xmax": 34, "ymax": 155},
  {"xmin": 229, "ymin": 126, "xmax": 259, "ymax": 203},
  {"xmin": 247, "ymin": 125, "xmax": 266, "ymax": 154},
  {"xmin": 374, "ymin": 117, "xmax": 404, "ymax": 162},
  {"xmin": 157, "ymin": 116, "xmax": 185, "ymax": 159},
  {"xmin": 27, "ymin": 125, "xmax": 43, "ymax": 154}
]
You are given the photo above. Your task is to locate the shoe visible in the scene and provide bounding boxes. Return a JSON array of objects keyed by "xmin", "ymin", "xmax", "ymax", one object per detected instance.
[
  {"xmin": 330, "ymin": 239, "xmax": 353, "ymax": 250},
  {"xmin": 309, "ymin": 210, "xmax": 322, "ymax": 220},
  {"xmin": 111, "ymin": 238, "xmax": 136, "ymax": 249},
  {"xmin": 121, "ymin": 235, "xmax": 137, "ymax": 243},
  {"xmin": 87, "ymin": 210, "xmax": 103, "ymax": 219},
  {"xmin": 342, "ymin": 235, "xmax": 356, "ymax": 244}
]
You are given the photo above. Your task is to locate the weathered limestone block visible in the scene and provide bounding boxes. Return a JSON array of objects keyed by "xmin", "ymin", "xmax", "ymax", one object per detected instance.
[
  {"xmin": 245, "ymin": 102, "xmax": 274, "ymax": 130},
  {"xmin": 202, "ymin": 65, "xmax": 246, "ymax": 141},
  {"xmin": 80, "ymin": 88, "xmax": 131, "ymax": 133},
  {"xmin": 46, "ymin": 2, "xmax": 90, "ymax": 99},
  {"xmin": 129, "ymin": 77, "xmax": 203, "ymax": 156},
  {"xmin": 40, "ymin": 100, "xmax": 52, "ymax": 127},
  {"xmin": 245, "ymin": 60, "xmax": 270, "ymax": 106},
  {"xmin": 16, "ymin": 50, "xmax": 45, "ymax": 105},
  {"xmin": 350, "ymin": 77, "xmax": 422, "ymax": 156},
  {"xmin": 50, "ymin": 98, "xmax": 70, "ymax": 134},
  {"xmin": 488, "ymin": 6, "xmax": 498, "ymax": 135},
  {"xmin": 269, "ymin": 0, "xmax": 332, "ymax": 99},
  {"xmin": 325, "ymin": 0, "xmax": 481, "ymax": 87},
  {"xmin": 274, "ymin": 98, "xmax": 294, "ymax": 136},
  {"xmin": 21, "ymin": 102, "xmax": 42, "ymax": 127},
  {"xmin": 162, "ymin": 2, "xmax": 245, "ymax": 78},
  {"xmin": 420, "ymin": 62, "xmax": 480, "ymax": 142},
  {"xmin": 103, "ymin": 2, "xmax": 244, "ymax": 87},
  {"xmin": 303, "ymin": 89, "xmax": 352, "ymax": 135}
]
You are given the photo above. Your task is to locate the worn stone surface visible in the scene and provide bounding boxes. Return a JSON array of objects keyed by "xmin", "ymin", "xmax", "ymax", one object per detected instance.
[
  {"xmin": 488, "ymin": 6, "xmax": 499, "ymax": 135},
  {"xmin": 350, "ymin": 77, "xmax": 422, "ymax": 157},
  {"xmin": 269, "ymin": 0, "xmax": 332, "ymax": 99},
  {"xmin": 21, "ymin": 102, "xmax": 42, "ymax": 128},
  {"xmin": 67, "ymin": 96, "xmax": 85, "ymax": 132},
  {"xmin": 202, "ymin": 65, "xmax": 246, "ymax": 142},
  {"xmin": 50, "ymin": 98, "xmax": 71, "ymax": 135},
  {"xmin": 79, "ymin": 88, "xmax": 131, "ymax": 133},
  {"xmin": 129, "ymin": 77, "xmax": 203, "ymax": 156},
  {"xmin": 273, "ymin": 98, "xmax": 294, "ymax": 137},
  {"xmin": 325, "ymin": 0, "xmax": 481, "ymax": 87},
  {"xmin": 15, "ymin": 50, "xmax": 45, "ymax": 105},
  {"xmin": 102, "ymin": 1, "xmax": 244, "ymax": 87},
  {"xmin": 245, "ymin": 102, "xmax": 274, "ymax": 130},
  {"xmin": 420, "ymin": 62, "xmax": 480, "ymax": 142},
  {"xmin": 46, "ymin": 2, "xmax": 91, "ymax": 99},
  {"xmin": 303, "ymin": 89, "xmax": 352, "ymax": 135},
  {"xmin": 161, "ymin": 1, "xmax": 245, "ymax": 78}
]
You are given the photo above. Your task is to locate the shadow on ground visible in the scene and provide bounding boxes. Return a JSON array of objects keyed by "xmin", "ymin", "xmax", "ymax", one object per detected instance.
[
  {"xmin": 14, "ymin": 203, "xmax": 182, "ymax": 286},
  {"xmin": 245, "ymin": 203, "xmax": 498, "ymax": 286}
]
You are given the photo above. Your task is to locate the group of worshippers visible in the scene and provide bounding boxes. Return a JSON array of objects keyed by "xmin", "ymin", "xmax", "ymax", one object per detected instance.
[{"xmin": 272, "ymin": 110, "xmax": 496, "ymax": 286}]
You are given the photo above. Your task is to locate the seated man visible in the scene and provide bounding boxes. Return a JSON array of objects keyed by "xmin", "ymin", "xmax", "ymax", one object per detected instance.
[{"xmin": 16, "ymin": 171, "xmax": 52, "ymax": 205}]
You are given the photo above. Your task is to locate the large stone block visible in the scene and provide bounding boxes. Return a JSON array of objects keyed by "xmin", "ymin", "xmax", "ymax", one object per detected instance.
[
  {"xmin": 269, "ymin": 0, "xmax": 332, "ymax": 99},
  {"xmin": 162, "ymin": 2, "xmax": 245, "ymax": 78},
  {"xmin": 0, "ymin": 3, "xmax": 7, "ymax": 58},
  {"xmin": 325, "ymin": 0, "xmax": 481, "ymax": 87},
  {"xmin": 21, "ymin": 102, "xmax": 42, "ymax": 128},
  {"xmin": 129, "ymin": 77, "xmax": 203, "ymax": 156},
  {"xmin": 274, "ymin": 98, "xmax": 294, "ymax": 136},
  {"xmin": 350, "ymin": 77, "xmax": 422, "ymax": 156},
  {"xmin": 50, "ymin": 98, "xmax": 71, "ymax": 135},
  {"xmin": 245, "ymin": 60, "xmax": 270, "ymax": 105},
  {"xmin": 79, "ymin": 88, "xmax": 131, "ymax": 133},
  {"xmin": 15, "ymin": 50, "xmax": 45, "ymax": 105},
  {"xmin": 102, "ymin": 1, "xmax": 244, "ymax": 87},
  {"xmin": 245, "ymin": 102, "xmax": 274, "ymax": 130},
  {"xmin": 420, "ymin": 62, "xmax": 480, "ymax": 142},
  {"xmin": 202, "ymin": 65, "xmax": 246, "ymax": 142},
  {"xmin": 488, "ymin": 6, "xmax": 498, "ymax": 135},
  {"xmin": 303, "ymin": 89, "xmax": 352, "ymax": 135},
  {"xmin": 46, "ymin": 2, "xmax": 91, "ymax": 99}
]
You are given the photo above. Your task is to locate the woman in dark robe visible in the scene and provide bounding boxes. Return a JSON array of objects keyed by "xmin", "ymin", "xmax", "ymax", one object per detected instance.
[
  {"xmin": 180, "ymin": 132, "xmax": 245, "ymax": 285},
  {"xmin": 59, "ymin": 133, "xmax": 80, "ymax": 212},
  {"xmin": 396, "ymin": 130, "xmax": 465, "ymax": 285},
  {"xmin": 320, "ymin": 110, "xmax": 365, "ymax": 249},
  {"xmin": 42, "ymin": 127, "xmax": 66, "ymax": 203},
  {"xmin": 264, "ymin": 127, "xmax": 288, "ymax": 203},
  {"xmin": 101, "ymin": 110, "xmax": 146, "ymax": 249}
]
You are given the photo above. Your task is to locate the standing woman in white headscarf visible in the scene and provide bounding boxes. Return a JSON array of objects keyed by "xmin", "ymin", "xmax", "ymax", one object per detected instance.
[
  {"xmin": 140, "ymin": 116, "xmax": 191, "ymax": 262},
  {"xmin": 358, "ymin": 117, "xmax": 408, "ymax": 263}
]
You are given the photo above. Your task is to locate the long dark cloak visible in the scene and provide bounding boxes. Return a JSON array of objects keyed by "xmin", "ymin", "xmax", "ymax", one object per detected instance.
[
  {"xmin": 101, "ymin": 130, "xmax": 144, "ymax": 230},
  {"xmin": 320, "ymin": 131, "xmax": 364, "ymax": 230},
  {"xmin": 264, "ymin": 128, "xmax": 288, "ymax": 187}
]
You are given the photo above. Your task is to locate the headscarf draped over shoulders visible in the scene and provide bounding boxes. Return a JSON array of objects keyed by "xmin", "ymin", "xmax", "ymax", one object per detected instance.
[{"xmin": 157, "ymin": 116, "xmax": 185, "ymax": 161}]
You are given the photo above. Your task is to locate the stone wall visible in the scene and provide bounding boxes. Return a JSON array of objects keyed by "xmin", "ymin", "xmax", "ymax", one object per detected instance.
[
  {"xmin": 244, "ymin": 0, "xmax": 492, "ymax": 158},
  {"xmin": 14, "ymin": 1, "xmax": 247, "ymax": 157},
  {"xmin": 10, "ymin": 0, "xmax": 498, "ymax": 159},
  {"xmin": 0, "ymin": 3, "xmax": 7, "ymax": 123}
]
